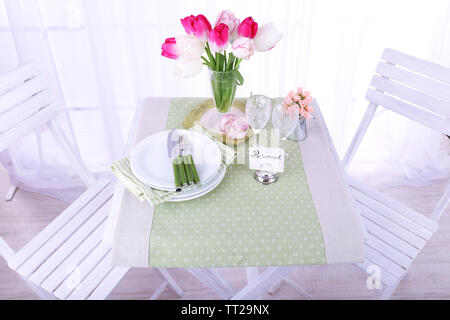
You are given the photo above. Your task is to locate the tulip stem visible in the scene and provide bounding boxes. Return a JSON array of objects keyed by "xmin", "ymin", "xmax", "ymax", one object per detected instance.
[{"xmin": 205, "ymin": 42, "xmax": 216, "ymax": 70}]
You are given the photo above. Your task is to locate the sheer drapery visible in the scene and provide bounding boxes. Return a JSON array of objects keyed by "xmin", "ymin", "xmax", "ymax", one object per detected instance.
[{"xmin": 0, "ymin": 0, "xmax": 449, "ymax": 202}]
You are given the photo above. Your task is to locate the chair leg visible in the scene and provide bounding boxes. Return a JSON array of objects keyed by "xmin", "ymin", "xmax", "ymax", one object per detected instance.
[
  {"xmin": 5, "ymin": 184, "xmax": 17, "ymax": 201},
  {"xmin": 380, "ymin": 280, "xmax": 400, "ymax": 300}
]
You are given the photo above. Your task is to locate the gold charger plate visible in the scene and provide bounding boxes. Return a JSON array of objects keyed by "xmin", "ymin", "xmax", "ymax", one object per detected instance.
[{"xmin": 182, "ymin": 98, "xmax": 253, "ymax": 146}]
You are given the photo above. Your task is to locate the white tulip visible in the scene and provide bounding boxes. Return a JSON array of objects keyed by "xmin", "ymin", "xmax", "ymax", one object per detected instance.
[
  {"xmin": 175, "ymin": 34, "xmax": 205, "ymax": 58},
  {"xmin": 253, "ymin": 23, "xmax": 282, "ymax": 52},
  {"xmin": 174, "ymin": 57, "xmax": 203, "ymax": 77}
]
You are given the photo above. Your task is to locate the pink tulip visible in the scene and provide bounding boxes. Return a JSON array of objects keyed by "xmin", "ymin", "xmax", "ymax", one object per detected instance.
[
  {"xmin": 231, "ymin": 37, "xmax": 255, "ymax": 60},
  {"xmin": 219, "ymin": 114, "xmax": 249, "ymax": 139},
  {"xmin": 293, "ymin": 94, "xmax": 301, "ymax": 102},
  {"xmin": 297, "ymin": 87, "xmax": 303, "ymax": 95},
  {"xmin": 237, "ymin": 17, "xmax": 258, "ymax": 39},
  {"xmin": 209, "ymin": 23, "xmax": 229, "ymax": 52},
  {"xmin": 181, "ymin": 14, "xmax": 212, "ymax": 42},
  {"xmin": 161, "ymin": 35, "xmax": 204, "ymax": 60},
  {"xmin": 219, "ymin": 113, "xmax": 237, "ymax": 133},
  {"xmin": 161, "ymin": 37, "xmax": 179, "ymax": 59},
  {"xmin": 215, "ymin": 10, "xmax": 240, "ymax": 42}
]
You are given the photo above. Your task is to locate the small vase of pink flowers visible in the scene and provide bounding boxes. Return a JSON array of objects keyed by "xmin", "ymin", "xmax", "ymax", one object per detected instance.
[{"xmin": 282, "ymin": 87, "xmax": 314, "ymax": 141}]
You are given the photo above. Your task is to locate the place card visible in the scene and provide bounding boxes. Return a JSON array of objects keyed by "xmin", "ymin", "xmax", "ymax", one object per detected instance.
[{"xmin": 249, "ymin": 146, "xmax": 285, "ymax": 173}]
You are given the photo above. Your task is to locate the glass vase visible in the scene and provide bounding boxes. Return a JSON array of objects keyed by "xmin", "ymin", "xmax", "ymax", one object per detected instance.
[
  {"xmin": 288, "ymin": 116, "xmax": 307, "ymax": 141},
  {"xmin": 210, "ymin": 70, "xmax": 238, "ymax": 114}
]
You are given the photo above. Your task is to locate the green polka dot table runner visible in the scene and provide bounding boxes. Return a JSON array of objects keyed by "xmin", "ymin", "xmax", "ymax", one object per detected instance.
[{"xmin": 110, "ymin": 98, "xmax": 364, "ymax": 268}]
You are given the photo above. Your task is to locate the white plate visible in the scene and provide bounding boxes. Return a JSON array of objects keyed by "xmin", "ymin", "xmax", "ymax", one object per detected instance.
[
  {"xmin": 130, "ymin": 129, "xmax": 222, "ymax": 191},
  {"xmin": 168, "ymin": 168, "xmax": 226, "ymax": 202}
]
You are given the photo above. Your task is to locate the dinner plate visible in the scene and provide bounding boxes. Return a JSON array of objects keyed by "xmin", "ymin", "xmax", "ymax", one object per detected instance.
[
  {"xmin": 167, "ymin": 168, "xmax": 226, "ymax": 202},
  {"xmin": 130, "ymin": 129, "xmax": 222, "ymax": 191}
]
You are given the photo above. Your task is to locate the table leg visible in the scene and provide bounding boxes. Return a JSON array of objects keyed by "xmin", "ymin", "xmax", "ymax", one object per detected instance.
[
  {"xmin": 188, "ymin": 268, "xmax": 235, "ymax": 299},
  {"xmin": 156, "ymin": 268, "xmax": 183, "ymax": 297},
  {"xmin": 231, "ymin": 266, "xmax": 295, "ymax": 300}
]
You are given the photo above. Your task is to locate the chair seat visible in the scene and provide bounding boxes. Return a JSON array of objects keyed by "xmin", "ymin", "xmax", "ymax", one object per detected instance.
[
  {"xmin": 347, "ymin": 176, "xmax": 437, "ymax": 288},
  {"xmin": 7, "ymin": 179, "xmax": 128, "ymax": 300}
]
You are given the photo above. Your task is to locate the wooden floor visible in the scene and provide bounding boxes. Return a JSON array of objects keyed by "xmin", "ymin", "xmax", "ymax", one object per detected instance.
[{"xmin": 1, "ymin": 166, "xmax": 449, "ymax": 300}]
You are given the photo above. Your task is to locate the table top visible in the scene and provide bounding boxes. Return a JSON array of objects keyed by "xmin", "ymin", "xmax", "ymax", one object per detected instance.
[{"xmin": 104, "ymin": 97, "xmax": 365, "ymax": 268}]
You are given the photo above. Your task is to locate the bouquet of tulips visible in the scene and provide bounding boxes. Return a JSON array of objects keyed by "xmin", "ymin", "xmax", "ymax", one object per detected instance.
[{"xmin": 161, "ymin": 11, "xmax": 282, "ymax": 114}]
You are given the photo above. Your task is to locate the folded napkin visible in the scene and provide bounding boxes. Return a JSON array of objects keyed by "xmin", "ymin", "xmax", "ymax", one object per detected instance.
[{"xmin": 111, "ymin": 125, "xmax": 237, "ymax": 206}]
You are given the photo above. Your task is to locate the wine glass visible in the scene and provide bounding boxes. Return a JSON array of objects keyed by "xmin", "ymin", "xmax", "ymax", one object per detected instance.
[
  {"xmin": 245, "ymin": 94, "xmax": 272, "ymax": 139},
  {"xmin": 253, "ymin": 103, "xmax": 299, "ymax": 185},
  {"xmin": 246, "ymin": 94, "xmax": 273, "ymax": 184},
  {"xmin": 271, "ymin": 103, "xmax": 300, "ymax": 156}
]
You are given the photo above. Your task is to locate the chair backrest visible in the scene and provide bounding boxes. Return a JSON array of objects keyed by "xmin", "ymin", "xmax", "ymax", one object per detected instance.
[
  {"xmin": 343, "ymin": 48, "xmax": 450, "ymax": 222},
  {"xmin": 366, "ymin": 48, "xmax": 450, "ymax": 135},
  {"xmin": 0, "ymin": 63, "xmax": 61, "ymax": 152}
]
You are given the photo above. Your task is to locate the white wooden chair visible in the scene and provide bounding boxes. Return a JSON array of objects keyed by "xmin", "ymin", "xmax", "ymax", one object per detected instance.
[
  {"xmin": 341, "ymin": 48, "xmax": 450, "ymax": 299},
  {"xmin": 231, "ymin": 48, "xmax": 450, "ymax": 300},
  {"xmin": 0, "ymin": 63, "xmax": 183, "ymax": 299}
]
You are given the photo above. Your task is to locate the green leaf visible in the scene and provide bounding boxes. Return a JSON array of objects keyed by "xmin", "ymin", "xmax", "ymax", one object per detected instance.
[
  {"xmin": 205, "ymin": 43, "xmax": 216, "ymax": 69},
  {"xmin": 201, "ymin": 56, "xmax": 213, "ymax": 69},
  {"xmin": 232, "ymin": 69, "xmax": 244, "ymax": 86}
]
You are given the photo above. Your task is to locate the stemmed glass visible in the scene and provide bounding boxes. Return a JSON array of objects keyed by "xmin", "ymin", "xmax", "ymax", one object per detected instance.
[
  {"xmin": 246, "ymin": 94, "xmax": 272, "ymax": 183},
  {"xmin": 254, "ymin": 103, "xmax": 299, "ymax": 184},
  {"xmin": 245, "ymin": 94, "xmax": 272, "ymax": 138},
  {"xmin": 271, "ymin": 103, "xmax": 300, "ymax": 157}
]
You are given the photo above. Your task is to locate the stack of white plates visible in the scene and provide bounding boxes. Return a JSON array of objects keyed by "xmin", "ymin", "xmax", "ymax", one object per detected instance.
[{"xmin": 130, "ymin": 129, "xmax": 226, "ymax": 202}]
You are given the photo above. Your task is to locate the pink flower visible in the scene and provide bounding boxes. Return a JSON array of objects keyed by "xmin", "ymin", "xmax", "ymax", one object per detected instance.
[
  {"xmin": 305, "ymin": 95, "xmax": 312, "ymax": 104},
  {"xmin": 288, "ymin": 90, "xmax": 296, "ymax": 99},
  {"xmin": 219, "ymin": 114, "xmax": 249, "ymax": 139},
  {"xmin": 293, "ymin": 94, "xmax": 301, "ymax": 102},
  {"xmin": 161, "ymin": 35, "xmax": 204, "ymax": 60},
  {"xmin": 284, "ymin": 96, "xmax": 293, "ymax": 105},
  {"xmin": 181, "ymin": 14, "xmax": 212, "ymax": 42},
  {"xmin": 303, "ymin": 90, "xmax": 311, "ymax": 97},
  {"xmin": 219, "ymin": 113, "xmax": 237, "ymax": 133},
  {"xmin": 231, "ymin": 37, "xmax": 255, "ymax": 59},
  {"xmin": 209, "ymin": 23, "xmax": 229, "ymax": 52},
  {"xmin": 297, "ymin": 87, "xmax": 303, "ymax": 95},
  {"xmin": 237, "ymin": 17, "xmax": 258, "ymax": 39},
  {"xmin": 300, "ymin": 108, "xmax": 311, "ymax": 119},
  {"xmin": 215, "ymin": 10, "xmax": 240, "ymax": 42},
  {"xmin": 161, "ymin": 37, "xmax": 179, "ymax": 59},
  {"xmin": 286, "ymin": 104, "xmax": 299, "ymax": 119}
]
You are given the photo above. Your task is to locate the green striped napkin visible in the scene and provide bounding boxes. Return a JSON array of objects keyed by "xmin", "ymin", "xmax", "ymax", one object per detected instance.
[{"xmin": 111, "ymin": 124, "xmax": 237, "ymax": 206}]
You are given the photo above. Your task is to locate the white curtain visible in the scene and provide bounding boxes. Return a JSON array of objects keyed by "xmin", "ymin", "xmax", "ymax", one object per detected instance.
[{"xmin": 0, "ymin": 0, "xmax": 449, "ymax": 202}]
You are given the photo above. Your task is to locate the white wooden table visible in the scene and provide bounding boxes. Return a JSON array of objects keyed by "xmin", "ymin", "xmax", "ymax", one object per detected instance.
[{"xmin": 103, "ymin": 97, "xmax": 365, "ymax": 299}]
